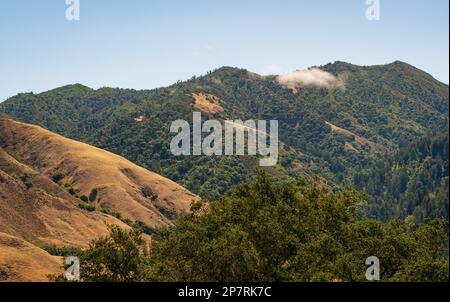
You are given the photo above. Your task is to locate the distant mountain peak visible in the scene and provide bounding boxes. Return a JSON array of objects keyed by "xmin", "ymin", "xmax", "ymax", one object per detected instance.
[
  {"xmin": 207, "ymin": 66, "xmax": 249, "ymax": 77},
  {"xmin": 46, "ymin": 83, "xmax": 93, "ymax": 94}
]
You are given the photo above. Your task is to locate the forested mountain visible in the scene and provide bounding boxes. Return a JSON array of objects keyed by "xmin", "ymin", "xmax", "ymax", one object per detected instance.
[
  {"xmin": 0, "ymin": 61, "xmax": 448, "ymax": 221},
  {"xmin": 355, "ymin": 131, "xmax": 449, "ymax": 224},
  {"xmin": 0, "ymin": 61, "xmax": 448, "ymax": 281}
]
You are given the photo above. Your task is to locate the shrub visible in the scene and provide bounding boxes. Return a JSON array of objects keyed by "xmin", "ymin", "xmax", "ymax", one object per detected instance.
[
  {"xmin": 123, "ymin": 218, "xmax": 133, "ymax": 226},
  {"xmin": 133, "ymin": 220, "xmax": 158, "ymax": 235},
  {"xmin": 67, "ymin": 187, "xmax": 76, "ymax": 195},
  {"xmin": 78, "ymin": 203, "xmax": 96, "ymax": 212},
  {"xmin": 41, "ymin": 244, "xmax": 82, "ymax": 257},
  {"xmin": 79, "ymin": 195, "xmax": 89, "ymax": 202},
  {"xmin": 100, "ymin": 208, "xmax": 122, "ymax": 220},
  {"xmin": 141, "ymin": 186, "xmax": 158, "ymax": 201},
  {"xmin": 51, "ymin": 172, "xmax": 65, "ymax": 183},
  {"xmin": 89, "ymin": 188, "xmax": 99, "ymax": 202},
  {"xmin": 17, "ymin": 174, "xmax": 32, "ymax": 188}
]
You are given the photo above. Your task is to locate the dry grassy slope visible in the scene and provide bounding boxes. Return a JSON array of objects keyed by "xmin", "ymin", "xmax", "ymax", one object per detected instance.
[
  {"xmin": 0, "ymin": 232, "xmax": 63, "ymax": 281},
  {"xmin": 192, "ymin": 92, "xmax": 224, "ymax": 113},
  {"xmin": 325, "ymin": 121, "xmax": 379, "ymax": 152},
  {"xmin": 0, "ymin": 143, "xmax": 152, "ymax": 282},
  {"xmin": 0, "ymin": 119, "xmax": 198, "ymax": 228},
  {"xmin": 0, "ymin": 166, "xmax": 130, "ymax": 248},
  {"xmin": 0, "ymin": 148, "xmax": 81, "ymax": 203}
]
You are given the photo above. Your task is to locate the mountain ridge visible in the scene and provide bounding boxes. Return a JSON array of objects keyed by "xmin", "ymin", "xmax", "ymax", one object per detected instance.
[
  {"xmin": 0, "ymin": 60, "xmax": 447, "ymax": 214},
  {"xmin": 1, "ymin": 60, "xmax": 447, "ymax": 102}
]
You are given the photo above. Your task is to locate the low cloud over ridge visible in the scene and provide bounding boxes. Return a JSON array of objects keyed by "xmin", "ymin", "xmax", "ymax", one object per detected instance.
[{"xmin": 276, "ymin": 68, "xmax": 343, "ymax": 89}]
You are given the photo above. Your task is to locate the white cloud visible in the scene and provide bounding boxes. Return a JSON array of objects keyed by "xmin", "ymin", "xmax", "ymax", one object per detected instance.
[{"xmin": 276, "ymin": 68, "xmax": 343, "ymax": 89}]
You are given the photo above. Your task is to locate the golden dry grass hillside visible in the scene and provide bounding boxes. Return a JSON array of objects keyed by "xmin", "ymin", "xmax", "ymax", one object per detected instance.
[
  {"xmin": 0, "ymin": 119, "xmax": 198, "ymax": 228},
  {"xmin": 192, "ymin": 92, "xmax": 224, "ymax": 113},
  {"xmin": 0, "ymin": 145, "xmax": 134, "ymax": 281},
  {"xmin": 325, "ymin": 121, "xmax": 379, "ymax": 152},
  {"xmin": 0, "ymin": 232, "xmax": 63, "ymax": 281},
  {"xmin": 0, "ymin": 167, "xmax": 129, "ymax": 248},
  {"xmin": 0, "ymin": 118, "xmax": 199, "ymax": 281}
]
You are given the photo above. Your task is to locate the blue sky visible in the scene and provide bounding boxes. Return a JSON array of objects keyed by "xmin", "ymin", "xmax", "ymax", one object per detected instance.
[{"xmin": 0, "ymin": 0, "xmax": 448, "ymax": 101}]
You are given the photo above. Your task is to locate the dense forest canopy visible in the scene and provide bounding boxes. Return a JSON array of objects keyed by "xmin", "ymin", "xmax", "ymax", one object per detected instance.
[{"xmin": 355, "ymin": 131, "xmax": 449, "ymax": 224}]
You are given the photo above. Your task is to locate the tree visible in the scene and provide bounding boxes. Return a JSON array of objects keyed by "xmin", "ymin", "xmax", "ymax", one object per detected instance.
[
  {"xmin": 50, "ymin": 172, "xmax": 449, "ymax": 282},
  {"xmin": 79, "ymin": 225, "xmax": 148, "ymax": 282},
  {"xmin": 51, "ymin": 171, "xmax": 65, "ymax": 183},
  {"xmin": 146, "ymin": 171, "xmax": 449, "ymax": 282}
]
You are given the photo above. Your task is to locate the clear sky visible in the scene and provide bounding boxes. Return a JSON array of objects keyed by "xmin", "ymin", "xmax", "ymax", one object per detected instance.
[{"xmin": 0, "ymin": 0, "xmax": 448, "ymax": 102}]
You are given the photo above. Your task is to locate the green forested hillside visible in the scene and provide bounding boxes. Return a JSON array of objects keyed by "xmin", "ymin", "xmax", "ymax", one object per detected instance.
[
  {"xmin": 0, "ymin": 61, "xmax": 448, "ymax": 220},
  {"xmin": 355, "ymin": 131, "xmax": 449, "ymax": 224}
]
